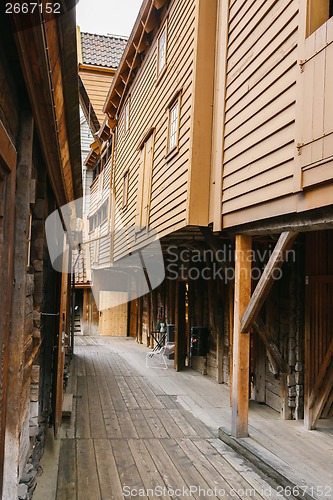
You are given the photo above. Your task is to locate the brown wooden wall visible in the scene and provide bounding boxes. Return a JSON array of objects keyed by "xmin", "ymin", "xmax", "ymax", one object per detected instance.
[
  {"xmin": 211, "ymin": 1, "xmax": 333, "ymax": 229},
  {"xmin": 221, "ymin": 0, "xmax": 299, "ymax": 228}
]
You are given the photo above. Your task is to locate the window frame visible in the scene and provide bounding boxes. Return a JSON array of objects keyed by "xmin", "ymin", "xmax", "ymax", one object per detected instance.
[
  {"xmin": 157, "ymin": 22, "xmax": 167, "ymax": 79},
  {"xmin": 306, "ymin": 0, "xmax": 333, "ymax": 36},
  {"xmin": 122, "ymin": 170, "xmax": 129, "ymax": 210},
  {"xmin": 124, "ymin": 99, "xmax": 130, "ymax": 135},
  {"xmin": 166, "ymin": 92, "xmax": 181, "ymax": 157}
]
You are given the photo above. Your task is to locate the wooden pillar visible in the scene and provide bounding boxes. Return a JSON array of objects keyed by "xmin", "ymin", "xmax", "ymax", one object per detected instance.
[
  {"xmin": 54, "ymin": 239, "xmax": 69, "ymax": 437},
  {"xmin": 175, "ymin": 281, "xmax": 186, "ymax": 372},
  {"xmin": 231, "ymin": 235, "xmax": 252, "ymax": 438},
  {"xmin": 3, "ymin": 110, "xmax": 33, "ymax": 498}
]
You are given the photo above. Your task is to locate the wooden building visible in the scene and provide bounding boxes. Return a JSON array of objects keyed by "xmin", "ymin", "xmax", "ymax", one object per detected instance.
[
  {"xmin": 76, "ymin": 31, "xmax": 128, "ymax": 336},
  {"xmin": 0, "ymin": 5, "xmax": 81, "ymax": 497},
  {"xmin": 86, "ymin": 0, "xmax": 333, "ymax": 437}
]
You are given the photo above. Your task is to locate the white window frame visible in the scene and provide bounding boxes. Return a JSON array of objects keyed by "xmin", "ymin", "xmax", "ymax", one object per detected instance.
[
  {"xmin": 122, "ymin": 170, "xmax": 129, "ymax": 209},
  {"xmin": 167, "ymin": 95, "xmax": 180, "ymax": 154},
  {"xmin": 157, "ymin": 24, "xmax": 167, "ymax": 77}
]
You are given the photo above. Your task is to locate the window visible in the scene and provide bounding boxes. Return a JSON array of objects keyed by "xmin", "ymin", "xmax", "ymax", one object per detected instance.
[
  {"xmin": 168, "ymin": 98, "xmax": 180, "ymax": 153},
  {"xmin": 122, "ymin": 171, "xmax": 129, "ymax": 209},
  {"xmin": 307, "ymin": 0, "xmax": 333, "ymax": 36},
  {"xmin": 124, "ymin": 100, "xmax": 130, "ymax": 134},
  {"xmin": 136, "ymin": 133, "xmax": 154, "ymax": 230},
  {"xmin": 157, "ymin": 25, "xmax": 167, "ymax": 76}
]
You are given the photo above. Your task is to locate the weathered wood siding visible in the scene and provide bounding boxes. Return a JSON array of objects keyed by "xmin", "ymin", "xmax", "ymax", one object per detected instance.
[{"xmin": 221, "ymin": 0, "xmax": 299, "ymax": 227}]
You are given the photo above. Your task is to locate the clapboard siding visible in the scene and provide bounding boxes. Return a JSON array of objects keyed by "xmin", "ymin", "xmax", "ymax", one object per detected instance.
[
  {"xmin": 221, "ymin": 0, "xmax": 298, "ymax": 223},
  {"xmin": 112, "ymin": 0, "xmax": 198, "ymax": 261},
  {"xmin": 79, "ymin": 70, "xmax": 114, "ymax": 126}
]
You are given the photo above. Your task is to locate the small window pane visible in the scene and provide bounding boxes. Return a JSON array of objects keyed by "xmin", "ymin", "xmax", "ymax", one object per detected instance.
[
  {"xmin": 158, "ymin": 27, "xmax": 166, "ymax": 75},
  {"xmin": 169, "ymin": 100, "xmax": 179, "ymax": 151}
]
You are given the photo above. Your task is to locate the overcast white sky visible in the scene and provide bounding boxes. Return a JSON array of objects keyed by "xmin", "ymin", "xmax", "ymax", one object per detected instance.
[{"xmin": 76, "ymin": 0, "xmax": 143, "ymax": 37}]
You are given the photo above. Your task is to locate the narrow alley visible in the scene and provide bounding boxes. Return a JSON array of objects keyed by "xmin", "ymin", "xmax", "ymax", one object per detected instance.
[{"xmin": 35, "ymin": 337, "xmax": 333, "ymax": 499}]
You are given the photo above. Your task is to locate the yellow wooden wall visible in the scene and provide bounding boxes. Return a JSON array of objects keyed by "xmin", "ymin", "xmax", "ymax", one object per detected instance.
[
  {"xmin": 79, "ymin": 69, "xmax": 114, "ymax": 126},
  {"xmin": 112, "ymin": 0, "xmax": 216, "ymax": 261}
]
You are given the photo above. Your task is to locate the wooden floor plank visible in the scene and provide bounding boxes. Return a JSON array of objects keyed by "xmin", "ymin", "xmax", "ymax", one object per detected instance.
[
  {"xmin": 75, "ymin": 376, "xmax": 90, "ymax": 439},
  {"xmin": 110, "ymin": 438, "xmax": 146, "ymax": 498},
  {"xmin": 128, "ymin": 439, "xmax": 173, "ymax": 499},
  {"xmin": 176, "ymin": 438, "xmax": 238, "ymax": 499},
  {"xmin": 154, "ymin": 408, "xmax": 185, "ymax": 439},
  {"xmin": 56, "ymin": 439, "xmax": 77, "ymax": 500},
  {"xmin": 116, "ymin": 375, "xmax": 140, "ymax": 410},
  {"xmin": 96, "ymin": 376, "xmax": 122, "ymax": 439},
  {"xmin": 129, "ymin": 409, "xmax": 153, "ymax": 438},
  {"xmin": 77, "ymin": 439, "xmax": 101, "ymax": 500},
  {"xmin": 167, "ymin": 409, "xmax": 200, "ymax": 438},
  {"xmin": 160, "ymin": 438, "xmax": 211, "ymax": 500},
  {"xmin": 144, "ymin": 439, "xmax": 190, "ymax": 495},
  {"xmin": 125, "ymin": 376, "xmax": 153, "ymax": 409},
  {"xmin": 87, "ymin": 376, "xmax": 107, "ymax": 439},
  {"xmin": 59, "ymin": 336, "xmax": 333, "ymax": 500},
  {"xmin": 119, "ymin": 410, "xmax": 139, "ymax": 438},
  {"xmin": 178, "ymin": 408, "xmax": 215, "ymax": 439},
  {"xmin": 141, "ymin": 409, "xmax": 169, "ymax": 439},
  {"xmin": 94, "ymin": 439, "xmax": 123, "ymax": 500}
]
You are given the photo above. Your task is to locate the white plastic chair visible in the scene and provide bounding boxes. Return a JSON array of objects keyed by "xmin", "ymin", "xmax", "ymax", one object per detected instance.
[{"xmin": 145, "ymin": 342, "xmax": 175, "ymax": 369}]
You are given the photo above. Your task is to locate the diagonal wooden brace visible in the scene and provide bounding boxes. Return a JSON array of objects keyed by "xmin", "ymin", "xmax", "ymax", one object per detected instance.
[{"xmin": 241, "ymin": 231, "xmax": 298, "ymax": 334}]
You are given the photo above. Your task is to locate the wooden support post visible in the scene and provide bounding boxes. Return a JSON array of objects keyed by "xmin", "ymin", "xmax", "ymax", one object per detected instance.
[
  {"xmin": 231, "ymin": 235, "xmax": 252, "ymax": 438},
  {"xmin": 175, "ymin": 281, "xmax": 186, "ymax": 372},
  {"xmin": 54, "ymin": 239, "xmax": 69, "ymax": 438}
]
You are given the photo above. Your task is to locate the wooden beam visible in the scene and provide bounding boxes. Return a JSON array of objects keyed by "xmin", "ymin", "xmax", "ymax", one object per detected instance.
[
  {"xmin": 306, "ymin": 358, "xmax": 333, "ymax": 430},
  {"xmin": 231, "ymin": 235, "xmax": 252, "ymax": 438},
  {"xmin": 240, "ymin": 232, "xmax": 298, "ymax": 333},
  {"xmin": 252, "ymin": 317, "xmax": 289, "ymax": 374},
  {"xmin": 0, "ymin": 119, "xmax": 17, "ymax": 171},
  {"xmin": 308, "ymin": 337, "xmax": 333, "ymax": 409},
  {"xmin": 199, "ymin": 227, "xmax": 233, "ymax": 282}
]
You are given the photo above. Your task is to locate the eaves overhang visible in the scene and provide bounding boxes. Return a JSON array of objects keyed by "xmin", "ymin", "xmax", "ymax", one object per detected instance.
[{"xmin": 103, "ymin": 0, "xmax": 170, "ymax": 124}]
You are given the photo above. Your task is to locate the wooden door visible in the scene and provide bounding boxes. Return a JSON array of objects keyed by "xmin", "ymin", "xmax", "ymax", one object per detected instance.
[
  {"xmin": 99, "ymin": 292, "xmax": 128, "ymax": 336},
  {"xmin": 304, "ymin": 231, "xmax": 333, "ymax": 429},
  {"xmin": 0, "ymin": 154, "xmax": 16, "ymax": 494}
]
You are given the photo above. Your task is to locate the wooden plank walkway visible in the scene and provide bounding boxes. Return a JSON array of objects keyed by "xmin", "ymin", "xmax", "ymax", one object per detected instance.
[
  {"xmin": 56, "ymin": 336, "xmax": 286, "ymax": 499},
  {"xmin": 56, "ymin": 336, "xmax": 333, "ymax": 499}
]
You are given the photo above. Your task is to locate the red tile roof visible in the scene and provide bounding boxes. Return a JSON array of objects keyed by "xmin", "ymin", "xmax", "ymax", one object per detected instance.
[{"xmin": 81, "ymin": 32, "xmax": 128, "ymax": 69}]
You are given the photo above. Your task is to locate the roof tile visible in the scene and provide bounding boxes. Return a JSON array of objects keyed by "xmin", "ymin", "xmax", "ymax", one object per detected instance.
[{"xmin": 81, "ymin": 32, "xmax": 128, "ymax": 69}]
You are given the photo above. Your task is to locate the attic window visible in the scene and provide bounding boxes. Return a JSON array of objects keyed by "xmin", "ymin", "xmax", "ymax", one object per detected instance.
[
  {"xmin": 307, "ymin": 0, "xmax": 333, "ymax": 36},
  {"xmin": 157, "ymin": 25, "xmax": 167, "ymax": 76}
]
